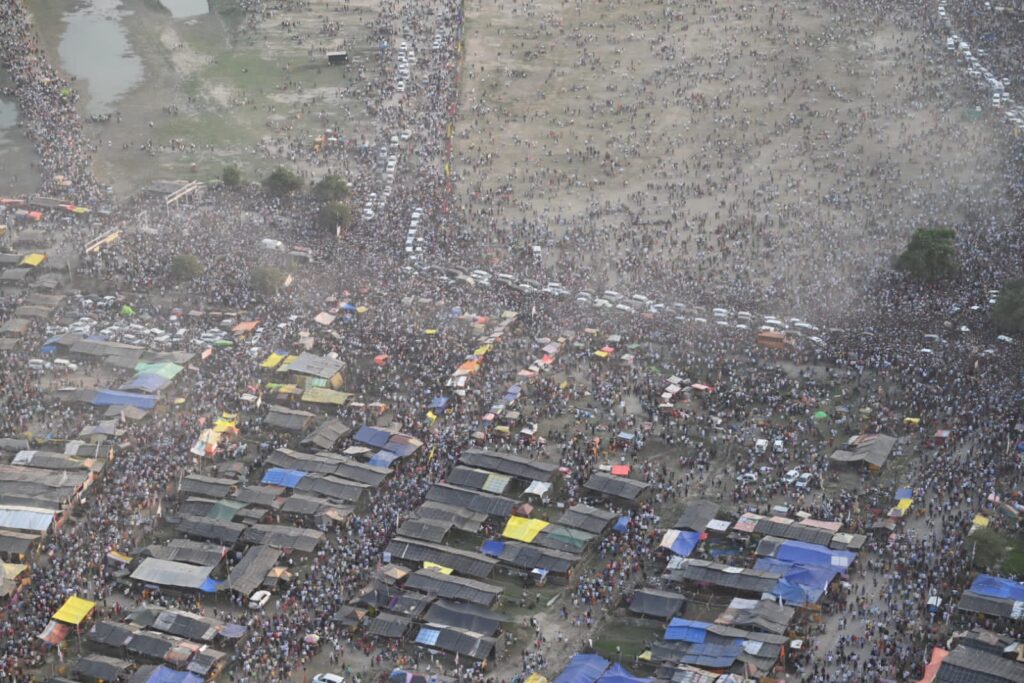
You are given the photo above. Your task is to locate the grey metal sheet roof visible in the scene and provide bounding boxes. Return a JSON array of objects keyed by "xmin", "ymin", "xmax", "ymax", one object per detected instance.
[
  {"xmin": 226, "ymin": 545, "xmax": 282, "ymax": 595},
  {"xmin": 242, "ymin": 524, "xmax": 324, "ymax": 553},
  {"xmin": 385, "ymin": 537, "xmax": 497, "ymax": 578},
  {"xmin": 415, "ymin": 501, "xmax": 487, "ymax": 532},
  {"xmin": 935, "ymin": 644, "xmax": 1024, "ymax": 683},
  {"xmin": 424, "ymin": 483, "xmax": 516, "ymax": 517},
  {"xmin": 402, "ymin": 568, "xmax": 502, "ymax": 606},
  {"xmin": 556, "ymin": 504, "xmax": 617, "ymax": 534},
  {"xmin": 460, "ymin": 449, "xmax": 558, "ymax": 481},
  {"xmin": 583, "ymin": 472, "xmax": 650, "ymax": 501}
]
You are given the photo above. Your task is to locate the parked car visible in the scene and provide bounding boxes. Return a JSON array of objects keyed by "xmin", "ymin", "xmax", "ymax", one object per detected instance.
[{"xmin": 248, "ymin": 590, "xmax": 272, "ymax": 609}]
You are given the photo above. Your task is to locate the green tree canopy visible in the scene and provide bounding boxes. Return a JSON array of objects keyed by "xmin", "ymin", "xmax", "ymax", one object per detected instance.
[
  {"xmin": 169, "ymin": 253, "xmax": 204, "ymax": 281},
  {"xmin": 992, "ymin": 279, "xmax": 1024, "ymax": 334},
  {"xmin": 250, "ymin": 266, "xmax": 286, "ymax": 296},
  {"xmin": 312, "ymin": 175, "xmax": 350, "ymax": 202},
  {"xmin": 895, "ymin": 228, "xmax": 958, "ymax": 281},
  {"xmin": 261, "ymin": 166, "xmax": 303, "ymax": 197},
  {"xmin": 317, "ymin": 201, "xmax": 353, "ymax": 234},
  {"xmin": 967, "ymin": 527, "xmax": 1008, "ymax": 571},
  {"xmin": 222, "ymin": 165, "xmax": 242, "ymax": 188}
]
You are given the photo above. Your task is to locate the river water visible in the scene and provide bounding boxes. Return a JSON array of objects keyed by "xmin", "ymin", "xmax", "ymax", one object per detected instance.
[{"xmin": 53, "ymin": 0, "xmax": 144, "ymax": 116}]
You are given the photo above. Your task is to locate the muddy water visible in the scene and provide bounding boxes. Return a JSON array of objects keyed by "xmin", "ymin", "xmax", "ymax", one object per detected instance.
[
  {"xmin": 53, "ymin": 0, "xmax": 144, "ymax": 116},
  {"xmin": 0, "ymin": 71, "xmax": 40, "ymax": 192},
  {"xmin": 160, "ymin": 0, "xmax": 209, "ymax": 18}
]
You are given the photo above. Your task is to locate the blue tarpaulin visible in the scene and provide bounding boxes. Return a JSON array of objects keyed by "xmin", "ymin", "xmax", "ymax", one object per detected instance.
[
  {"xmin": 120, "ymin": 373, "xmax": 171, "ymax": 393},
  {"xmin": 385, "ymin": 440, "xmax": 419, "ymax": 457},
  {"xmin": 481, "ymin": 540, "xmax": 506, "ymax": 557},
  {"xmin": 429, "ymin": 396, "xmax": 450, "ymax": 410},
  {"xmin": 262, "ymin": 468, "xmax": 306, "ymax": 488},
  {"xmin": 663, "ymin": 529, "xmax": 700, "ymax": 558},
  {"xmin": 354, "ymin": 425, "xmax": 393, "ymax": 448},
  {"xmin": 91, "ymin": 390, "xmax": 158, "ymax": 410},
  {"xmin": 756, "ymin": 558, "xmax": 839, "ymax": 605},
  {"xmin": 613, "ymin": 516, "xmax": 630, "ymax": 533},
  {"xmin": 138, "ymin": 666, "xmax": 204, "ymax": 683},
  {"xmin": 775, "ymin": 540, "xmax": 855, "ymax": 569},
  {"xmin": 368, "ymin": 451, "xmax": 400, "ymax": 468},
  {"xmin": 969, "ymin": 574, "xmax": 1024, "ymax": 601},
  {"xmin": 199, "ymin": 578, "xmax": 222, "ymax": 594},
  {"xmin": 894, "ymin": 487, "xmax": 913, "ymax": 500},
  {"xmin": 678, "ymin": 640, "xmax": 743, "ymax": 669},
  {"xmin": 415, "ymin": 628, "xmax": 440, "ymax": 646},
  {"xmin": 554, "ymin": 654, "xmax": 610, "ymax": 683},
  {"xmin": 595, "ymin": 663, "xmax": 651, "ymax": 683},
  {"xmin": 664, "ymin": 618, "xmax": 709, "ymax": 643}
]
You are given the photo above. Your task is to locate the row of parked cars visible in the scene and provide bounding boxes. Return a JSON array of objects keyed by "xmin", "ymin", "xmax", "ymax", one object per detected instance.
[{"xmin": 940, "ymin": 3, "xmax": 1024, "ymax": 133}]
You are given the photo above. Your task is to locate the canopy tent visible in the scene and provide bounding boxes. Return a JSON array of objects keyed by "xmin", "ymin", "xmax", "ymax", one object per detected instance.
[
  {"xmin": 502, "ymin": 516, "xmax": 549, "ymax": 543},
  {"xmin": 660, "ymin": 529, "xmax": 700, "ymax": 558},
  {"xmin": 594, "ymin": 663, "xmax": 650, "ymax": 683},
  {"xmin": 664, "ymin": 618, "xmax": 710, "ymax": 643},
  {"xmin": 967, "ymin": 574, "xmax": 1024, "ymax": 601},
  {"xmin": 261, "ymin": 468, "xmax": 306, "ymax": 488},
  {"xmin": 554, "ymin": 654, "xmax": 610, "ymax": 683},
  {"xmin": 53, "ymin": 595, "xmax": 96, "ymax": 625}
]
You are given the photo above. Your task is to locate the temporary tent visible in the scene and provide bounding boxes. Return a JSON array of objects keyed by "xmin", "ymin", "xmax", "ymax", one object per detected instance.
[
  {"xmin": 554, "ymin": 654, "xmax": 610, "ymax": 683},
  {"xmin": 660, "ymin": 529, "xmax": 700, "ymax": 558},
  {"xmin": 53, "ymin": 595, "xmax": 96, "ymax": 625},
  {"xmin": 502, "ymin": 516, "xmax": 549, "ymax": 543}
]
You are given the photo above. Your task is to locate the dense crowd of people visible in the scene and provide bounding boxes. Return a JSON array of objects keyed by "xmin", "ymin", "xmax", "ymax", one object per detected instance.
[{"xmin": 0, "ymin": 0, "xmax": 1023, "ymax": 682}]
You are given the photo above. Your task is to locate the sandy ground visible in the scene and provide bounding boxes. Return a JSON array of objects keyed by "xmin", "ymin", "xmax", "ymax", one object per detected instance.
[{"xmin": 451, "ymin": 0, "xmax": 1013, "ymax": 319}]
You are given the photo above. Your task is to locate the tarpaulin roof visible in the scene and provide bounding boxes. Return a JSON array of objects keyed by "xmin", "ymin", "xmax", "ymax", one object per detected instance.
[
  {"xmin": 121, "ymin": 373, "xmax": 172, "ymax": 393},
  {"xmin": 369, "ymin": 451, "xmax": 401, "ymax": 468},
  {"xmin": 660, "ymin": 529, "xmax": 700, "ymax": 558},
  {"xmin": 755, "ymin": 558, "xmax": 838, "ymax": 605},
  {"xmin": 91, "ymin": 389, "xmax": 158, "ymax": 410},
  {"xmin": 968, "ymin": 574, "xmax": 1024, "ymax": 601},
  {"xmin": 53, "ymin": 595, "xmax": 96, "ymax": 625},
  {"xmin": 134, "ymin": 362, "xmax": 184, "ymax": 379},
  {"xmin": 354, "ymin": 425, "xmax": 395, "ymax": 448},
  {"xmin": 664, "ymin": 618, "xmax": 710, "ymax": 643},
  {"xmin": 502, "ymin": 516, "xmax": 549, "ymax": 543},
  {"xmin": 0, "ymin": 506, "xmax": 52, "ymax": 533},
  {"xmin": 129, "ymin": 664, "xmax": 203, "ymax": 683},
  {"xmin": 261, "ymin": 468, "xmax": 306, "ymax": 488},
  {"xmin": 130, "ymin": 558, "xmax": 217, "ymax": 591},
  {"xmin": 594, "ymin": 663, "xmax": 651, "ymax": 683},
  {"xmin": 628, "ymin": 588, "xmax": 686, "ymax": 618},
  {"xmin": 774, "ymin": 540, "xmax": 855, "ymax": 569},
  {"xmin": 554, "ymin": 654, "xmax": 610, "ymax": 683}
]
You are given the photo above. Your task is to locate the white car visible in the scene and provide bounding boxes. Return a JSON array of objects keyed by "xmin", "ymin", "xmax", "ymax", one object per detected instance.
[
  {"xmin": 795, "ymin": 473, "xmax": 815, "ymax": 489},
  {"xmin": 312, "ymin": 675, "xmax": 344, "ymax": 683},
  {"xmin": 782, "ymin": 469, "xmax": 801, "ymax": 485},
  {"xmin": 248, "ymin": 590, "xmax": 272, "ymax": 609},
  {"xmin": 736, "ymin": 472, "xmax": 758, "ymax": 485},
  {"xmin": 396, "ymin": 80, "xmax": 406, "ymax": 92}
]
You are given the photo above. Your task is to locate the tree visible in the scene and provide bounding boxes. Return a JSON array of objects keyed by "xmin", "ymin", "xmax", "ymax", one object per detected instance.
[
  {"xmin": 317, "ymin": 201, "xmax": 352, "ymax": 234},
  {"xmin": 222, "ymin": 165, "xmax": 242, "ymax": 188},
  {"xmin": 312, "ymin": 175, "xmax": 350, "ymax": 202},
  {"xmin": 169, "ymin": 253, "xmax": 203, "ymax": 281},
  {"xmin": 966, "ymin": 528, "xmax": 1008, "ymax": 571},
  {"xmin": 895, "ymin": 228, "xmax": 958, "ymax": 281},
  {"xmin": 261, "ymin": 166, "xmax": 303, "ymax": 197},
  {"xmin": 992, "ymin": 279, "xmax": 1024, "ymax": 334},
  {"xmin": 250, "ymin": 266, "xmax": 285, "ymax": 296}
]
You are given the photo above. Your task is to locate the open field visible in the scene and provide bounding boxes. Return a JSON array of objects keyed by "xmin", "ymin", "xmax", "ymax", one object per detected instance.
[{"xmin": 451, "ymin": 0, "xmax": 1014, "ymax": 320}]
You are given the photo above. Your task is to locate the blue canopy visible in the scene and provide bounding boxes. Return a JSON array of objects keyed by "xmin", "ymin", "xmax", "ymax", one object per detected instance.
[
  {"xmin": 678, "ymin": 640, "xmax": 743, "ymax": 669},
  {"xmin": 667, "ymin": 530, "xmax": 700, "ymax": 558},
  {"xmin": 429, "ymin": 396, "xmax": 450, "ymax": 410},
  {"xmin": 969, "ymin": 574, "xmax": 1024, "ymax": 601},
  {"xmin": 415, "ymin": 627, "xmax": 440, "ymax": 646},
  {"xmin": 139, "ymin": 666, "xmax": 204, "ymax": 683},
  {"xmin": 595, "ymin": 663, "xmax": 651, "ymax": 683},
  {"xmin": 354, "ymin": 425, "xmax": 393, "ymax": 448},
  {"xmin": 199, "ymin": 578, "xmax": 222, "ymax": 594},
  {"xmin": 91, "ymin": 390, "xmax": 157, "ymax": 410},
  {"xmin": 613, "ymin": 516, "xmax": 630, "ymax": 533},
  {"xmin": 775, "ymin": 540, "xmax": 855, "ymax": 569},
  {"xmin": 894, "ymin": 487, "xmax": 913, "ymax": 500},
  {"xmin": 368, "ymin": 451, "xmax": 400, "ymax": 468},
  {"xmin": 120, "ymin": 373, "xmax": 171, "ymax": 393},
  {"xmin": 664, "ymin": 618, "xmax": 709, "ymax": 643},
  {"xmin": 756, "ymin": 558, "xmax": 839, "ymax": 605},
  {"xmin": 481, "ymin": 540, "xmax": 506, "ymax": 557},
  {"xmin": 262, "ymin": 468, "xmax": 306, "ymax": 488},
  {"xmin": 554, "ymin": 654, "xmax": 610, "ymax": 683}
]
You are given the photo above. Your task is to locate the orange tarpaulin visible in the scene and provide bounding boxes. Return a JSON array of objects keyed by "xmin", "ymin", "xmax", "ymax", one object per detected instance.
[
  {"xmin": 610, "ymin": 464, "xmax": 631, "ymax": 476},
  {"xmin": 917, "ymin": 647, "xmax": 948, "ymax": 683},
  {"xmin": 232, "ymin": 320, "xmax": 260, "ymax": 334},
  {"xmin": 374, "ymin": 354, "xmax": 389, "ymax": 366}
]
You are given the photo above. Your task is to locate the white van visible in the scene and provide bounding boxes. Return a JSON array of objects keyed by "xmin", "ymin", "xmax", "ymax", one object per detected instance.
[
  {"xmin": 28, "ymin": 359, "xmax": 51, "ymax": 371},
  {"xmin": 754, "ymin": 438, "xmax": 768, "ymax": 455}
]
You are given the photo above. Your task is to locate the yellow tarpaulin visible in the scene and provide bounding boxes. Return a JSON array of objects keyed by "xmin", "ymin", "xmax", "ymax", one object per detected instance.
[
  {"xmin": 20, "ymin": 253, "xmax": 46, "ymax": 267},
  {"xmin": 301, "ymin": 387, "xmax": 353, "ymax": 406},
  {"xmin": 502, "ymin": 516, "xmax": 549, "ymax": 543},
  {"xmin": 594, "ymin": 350, "xmax": 609, "ymax": 358},
  {"xmin": 426, "ymin": 410, "xmax": 437, "ymax": 423},
  {"xmin": 278, "ymin": 355, "xmax": 299, "ymax": 370},
  {"xmin": 53, "ymin": 596, "xmax": 96, "ymax": 625},
  {"xmin": 972, "ymin": 514, "xmax": 990, "ymax": 528},
  {"xmin": 356, "ymin": 306, "xmax": 369, "ymax": 314},
  {"xmin": 896, "ymin": 499, "xmax": 913, "ymax": 512},
  {"xmin": 213, "ymin": 417, "xmax": 237, "ymax": 433},
  {"xmin": 261, "ymin": 353, "xmax": 286, "ymax": 369},
  {"xmin": 524, "ymin": 675, "xmax": 548, "ymax": 683},
  {"xmin": 903, "ymin": 417, "xmax": 921, "ymax": 425},
  {"xmin": 423, "ymin": 562, "xmax": 453, "ymax": 574},
  {"xmin": 2, "ymin": 563, "xmax": 27, "ymax": 580},
  {"xmin": 473, "ymin": 345, "xmax": 492, "ymax": 357},
  {"xmin": 424, "ymin": 329, "xmax": 438, "ymax": 335}
]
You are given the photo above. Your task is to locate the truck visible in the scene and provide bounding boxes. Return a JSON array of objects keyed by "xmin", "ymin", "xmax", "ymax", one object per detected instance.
[{"xmin": 757, "ymin": 330, "xmax": 796, "ymax": 350}]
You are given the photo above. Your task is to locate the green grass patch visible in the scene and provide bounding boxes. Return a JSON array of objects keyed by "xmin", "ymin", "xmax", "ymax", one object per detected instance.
[
  {"xmin": 1003, "ymin": 536, "xmax": 1024, "ymax": 577},
  {"xmin": 593, "ymin": 619, "xmax": 661, "ymax": 661}
]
